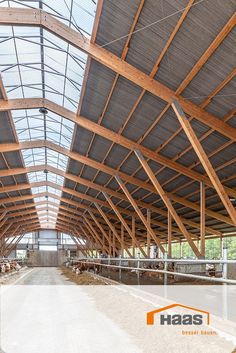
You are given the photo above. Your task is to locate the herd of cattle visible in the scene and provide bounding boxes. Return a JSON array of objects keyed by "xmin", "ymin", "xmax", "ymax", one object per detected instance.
[
  {"xmin": 67, "ymin": 259, "xmax": 176, "ymax": 281},
  {"xmin": 0, "ymin": 260, "xmax": 21, "ymax": 274},
  {"xmin": 66, "ymin": 259, "xmax": 217, "ymax": 283}
]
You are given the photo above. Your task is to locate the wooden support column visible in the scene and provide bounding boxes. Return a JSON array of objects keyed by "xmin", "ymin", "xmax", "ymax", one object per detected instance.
[
  {"xmin": 0, "ymin": 211, "xmax": 7, "ymax": 223},
  {"xmin": 0, "ymin": 236, "xmax": 4, "ymax": 256},
  {"xmin": 147, "ymin": 209, "xmax": 151, "ymax": 258},
  {"xmin": 70, "ymin": 233, "xmax": 87, "ymax": 257},
  {"xmin": 2, "ymin": 225, "xmax": 20, "ymax": 256},
  {"xmin": 0, "ymin": 223, "xmax": 13, "ymax": 239},
  {"xmin": 121, "ymin": 224, "xmax": 124, "ymax": 257},
  {"xmin": 115, "ymin": 175, "xmax": 165, "ymax": 254},
  {"xmin": 94, "ymin": 202, "xmax": 133, "ymax": 257},
  {"xmin": 0, "ymin": 218, "xmax": 8, "ymax": 231},
  {"xmin": 87, "ymin": 209, "xmax": 118, "ymax": 255},
  {"xmin": 134, "ymin": 149, "xmax": 201, "ymax": 258},
  {"xmin": 172, "ymin": 100, "xmax": 236, "ymax": 226},
  {"xmin": 103, "ymin": 192, "xmax": 147, "ymax": 258},
  {"xmin": 113, "ymin": 232, "xmax": 115, "ymax": 257},
  {"xmin": 180, "ymin": 240, "xmax": 182, "ymax": 258},
  {"xmin": 76, "ymin": 225, "xmax": 93, "ymax": 257},
  {"xmin": 132, "ymin": 216, "xmax": 136, "ymax": 258},
  {"xmin": 83, "ymin": 216, "xmax": 109, "ymax": 254},
  {"xmin": 82, "ymin": 222, "xmax": 99, "ymax": 255},
  {"xmin": 5, "ymin": 230, "xmax": 25, "ymax": 258},
  {"xmin": 70, "ymin": 230, "xmax": 88, "ymax": 257},
  {"xmin": 168, "ymin": 210, "xmax": 172, "ymax": 258},
  {"xmin": 109, "ymin": 229, "xmax": 112, "ymax": 257},
  {"xmin": 200, "ymin": 181, "xmax": 206, "ymax": 257}
]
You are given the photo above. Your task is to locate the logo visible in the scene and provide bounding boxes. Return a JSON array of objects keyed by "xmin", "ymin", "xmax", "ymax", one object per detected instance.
[{"xmin": 147, "ymin": 304, "xmax": 210, "ymax": 326}]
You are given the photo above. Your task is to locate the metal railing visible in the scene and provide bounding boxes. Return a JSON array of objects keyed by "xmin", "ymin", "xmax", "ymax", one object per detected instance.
[
  {"xmin": 0, "ymin": 258, "xmax": 26, "ymax": 266},
  {"xmin": 70, "ymin": 256, "xmax": 236, "ymax": 285}
]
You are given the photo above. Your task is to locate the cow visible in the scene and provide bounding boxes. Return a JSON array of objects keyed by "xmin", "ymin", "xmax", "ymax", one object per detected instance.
[{"xmin": 72, "ymin": 260, "xmax": 101, "ymax": 275}]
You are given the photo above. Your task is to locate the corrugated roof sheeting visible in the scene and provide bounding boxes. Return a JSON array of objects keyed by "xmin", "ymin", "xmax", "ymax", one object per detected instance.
[
  {"xmin": 182, "ymin": 29, "xmax": 236, "ymax": 109},
  {"xmin": 154, "ymin": 0, "xmax": 235, "ymax": 90},
  {"xmin": 80, "ymin": 62, "xmax": 117, "ymax": 122},
  {"xmin": 101, "ymin": 77, "xmax": 143, "ymax": 132},
  {"xmin": 124, "ymin": 0, "xmax": 189, "ymax": 75},
  {"xmin": 95, "ymin": 0, "xmax": 141, "ymax": 56},
  {"xmin": 93, "ymin": 171, "xmax": 115, "ymax": 187},
  {"xmin": 228, "ymin": 114, "xmax": 236, "ymax": 128},
  {"xmin": 0, "ymin": 109, "xmax": 33, "ymax": 215},
  {"xmin": 61, "ymin": 0, "xmax": 236, "ymax": 238}
]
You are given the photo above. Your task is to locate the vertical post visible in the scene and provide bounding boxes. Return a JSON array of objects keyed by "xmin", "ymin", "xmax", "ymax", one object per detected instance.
[
  {"xmin": 180, "ymin": 240, "xmax": 182, "ymax": 258},
  {"xmin": 164, "ymin": 252, "xmax": 168, "ymax": 285},
  {"xmin": 168, "ymin": 210, "xmax": 172, "ymax": 258},
  {"xmin": 147, "ymin": 209, "xmax": 151, "ymax": 258},
  {"xmin": 200, "ymin": 181, "xmax": 205, "ymax": 257},
  {"xmin": 108, "ymin": 254, "xmax": 111, "ymax": 279},
  {"xmin": 222, "ymin": 244, "xmax": 228, "ymax": 280},
  {"xmin": 113, "ymin": 232, "xmax": 115, "ymax": 257},
  {"xmin": 119, "ymin": 254, "xmax": 122, "ymax": 282},
  {"xmin": 132, "ymin": 216, "xmax": 135, "ymax": 258},
  {"xmin": 109, "ymin": 229, "xmax": 112, "ymax": 257},
  {"xmin": 121, "ymin": 224, "xmax": 124, "ymax": 258},
  {"xmin": 137, "ymin": 252, "xmax": 140, "ymax": 285},
  {"xmin": 222, "ymin": 242, "xmax": 228, "ymax": 320},
  {"xmin": 220, "ymin": 236, "xmax": 223, "ymax": 258},
  {"xmin": 102, "ymin": 234, "xmax": 105, "ymax": 254}
]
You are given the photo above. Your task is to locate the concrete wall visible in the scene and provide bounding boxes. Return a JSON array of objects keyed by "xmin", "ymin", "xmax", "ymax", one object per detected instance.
[{"xmin": 27, "ymin": 250, "xmax": 67, "ymax": 267}]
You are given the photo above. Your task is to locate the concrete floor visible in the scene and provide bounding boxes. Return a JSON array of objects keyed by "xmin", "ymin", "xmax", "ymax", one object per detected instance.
[
  {"xmin": 0, "ymin": 268, "xmax": 235, "ymax": 353},
  {"xmin": 15, "ymin": 267, "xmax": 74, "ymax": 285},
  {"xmin": 0, "ymin": 267, "xmax": 141, "ymax": 353}
]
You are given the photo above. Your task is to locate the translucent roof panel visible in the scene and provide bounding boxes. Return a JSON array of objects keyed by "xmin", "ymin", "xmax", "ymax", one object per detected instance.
[
  {"xmin": 28, "ymin": 171, "xmax": 64, "ymax": 186},
  {"xmin": 22, "ymin": 148, "xmax": 68, "ymax": 171},
  {"xmin": 0, "ymin": 0, "xmax": 97, "ymax": 109},
  {"xmin": 33, "ymin": 195, "xmax": 60, "ymax": 209},
  {"xmin": 0, "ymin": 1, "xmax": 97, "ymax": 34},
  {"xmin": 12, "ymin": 109, "xmax": 74, "ymax": 148},
  {"xmin": 37, "ymin": 204, "xmax": 59, "ymax": 211},
  {"xmin": 0, "ymin": 0, "xmax": 97, "ymax": 229}
]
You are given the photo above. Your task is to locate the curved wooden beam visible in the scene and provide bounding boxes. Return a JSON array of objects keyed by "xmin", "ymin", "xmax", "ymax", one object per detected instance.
[{"xmin": 0, "ymin": 8, "xmax": 235, "ymax": 140}]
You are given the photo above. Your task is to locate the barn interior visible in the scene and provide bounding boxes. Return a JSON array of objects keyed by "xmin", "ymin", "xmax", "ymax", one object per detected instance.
[{"xmin": 0, "ymin": 0, "xmax": 236, "ymax": 286}]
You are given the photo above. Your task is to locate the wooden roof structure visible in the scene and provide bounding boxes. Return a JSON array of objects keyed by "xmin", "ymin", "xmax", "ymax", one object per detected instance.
[{"xmin": 0, "ymin": 0, "xmax": 235, "ymax": 257}]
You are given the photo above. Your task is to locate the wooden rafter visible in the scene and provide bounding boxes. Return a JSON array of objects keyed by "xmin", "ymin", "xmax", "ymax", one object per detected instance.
[
  {"xmin": 115, "ymin": 175, "xmax": 165, "ymax": 254},
  {"xmin": 0, "ymin": 155, "xmax": 232, "ymax": 229},
  {"xmin": 103, "ymin": 191, "xmax": 147, "ymax": 258},
  {"xmin": 94, "ymin": 202, "xmax": 133, "ymax": 257},
  {"xmin": 134, "ymin": 149, "xmax": 201, "ymax": 257},
  {"xmin": 83, "ymin": 216, "xmax": 110, "ymax": 254},
  {"xmin": 1, "ymin": 100, "xmax": 236, "ymax": 191},
  {"xmin": 0, "ymin": 179, "xmax": 224, "ymax": 239},
  {"xmin": 125, "ymin": 69, "xmax": 236, "ymax": 211},
  {"xmin": 0, "ymin": 8, "xmax": 235, "ymax": 140},
  {"xmin": 172, "ymin": 100, "xmax": 236, "ymax": 227}
]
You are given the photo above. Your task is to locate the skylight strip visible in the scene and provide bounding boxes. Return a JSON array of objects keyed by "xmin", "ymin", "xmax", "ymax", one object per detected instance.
[{"xmin": 1, "ymin": 0, "xmax": 97, "ymax": 229}]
